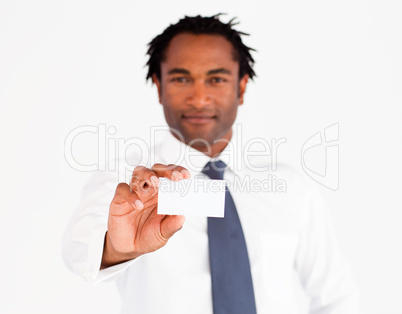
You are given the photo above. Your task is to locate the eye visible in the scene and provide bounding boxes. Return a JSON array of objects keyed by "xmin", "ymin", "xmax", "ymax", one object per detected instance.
[
  {"xmin": 210, "ymin": 77, "xmax": 226, "ymax": 83},
  {"xmin": 171, "ymin": 77, "xmax": 189, "ymax": 83}
]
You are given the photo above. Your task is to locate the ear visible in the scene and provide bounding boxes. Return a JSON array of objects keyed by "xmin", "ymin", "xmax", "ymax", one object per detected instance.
[
  {"xmin": 238, "ymin": 74, "xmax": 249, "ymax": 105},
  {"xmin": 152, "ymin": 73, "xmax": 162, "ymax": 104}
]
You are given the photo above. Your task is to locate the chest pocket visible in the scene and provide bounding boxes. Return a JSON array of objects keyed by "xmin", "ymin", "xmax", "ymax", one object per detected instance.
[{"xmin": 260, "ymin": 233, "xmax": 299, "ymax": 302}]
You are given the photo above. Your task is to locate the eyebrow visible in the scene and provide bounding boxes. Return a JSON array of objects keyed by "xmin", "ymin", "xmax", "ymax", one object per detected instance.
[
  {"xmin": 207, "ymin": 68, "xmax": 232, "ymax": 75},
  {"xmin": 167, "ymin": 68, "xmax": 190, "ymax": 75},
  {"xmin": 167, "ymin": 68, "xmax": 232, "ymax": 76}
]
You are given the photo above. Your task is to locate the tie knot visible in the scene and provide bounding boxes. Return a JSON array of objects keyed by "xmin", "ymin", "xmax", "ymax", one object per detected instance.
[{"xmin": 202, "ymin": 160, "xmax": 227, "ymax": 180}]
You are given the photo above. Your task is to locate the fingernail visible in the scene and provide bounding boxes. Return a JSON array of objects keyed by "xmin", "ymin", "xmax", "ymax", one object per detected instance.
[
  {"xmin": 135, "ymin": 200, "xmax": 144, "ymax": 210},
  {"xmin": 181, "ymin": 169, "xmax": 190, "ymax": 178},
  {"xmin": 172, "ymin": 170, "xmax": 183, "ymax": 180},
  {"xmin": 150, "ymin": 175, "xmax": 159, "ymax": 182}
]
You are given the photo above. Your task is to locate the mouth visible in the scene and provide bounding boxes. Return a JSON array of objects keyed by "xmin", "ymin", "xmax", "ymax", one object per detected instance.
[{"xmin": 182, "ymin": 113, "xmax": 216, "ymax": 125}]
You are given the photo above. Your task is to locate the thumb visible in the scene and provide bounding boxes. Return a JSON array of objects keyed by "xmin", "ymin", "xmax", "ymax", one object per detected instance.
[{"xmin": 160, "ymin": 215, "xmax": 185, "ymax": 240}]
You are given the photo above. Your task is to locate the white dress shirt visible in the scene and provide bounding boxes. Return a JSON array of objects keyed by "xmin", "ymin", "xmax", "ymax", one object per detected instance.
[{"xmin": 62, "ymin": 128, "xmax": 359, "ymax": 314}]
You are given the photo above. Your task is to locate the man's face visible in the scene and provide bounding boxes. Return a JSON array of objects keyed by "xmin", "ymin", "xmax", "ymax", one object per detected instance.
[{"xmin": 153, "ymin": 33, "xmax": 249, "ymax": 151}]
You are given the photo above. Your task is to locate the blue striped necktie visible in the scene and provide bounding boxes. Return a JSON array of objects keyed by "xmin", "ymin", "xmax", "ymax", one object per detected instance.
[{"xmin": 202, "ymin": 160, "xmax": 257, "ymax": 314}]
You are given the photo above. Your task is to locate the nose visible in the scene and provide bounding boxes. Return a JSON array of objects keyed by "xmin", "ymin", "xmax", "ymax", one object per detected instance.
[{"xmin": 187, "ymin": 81, "xmax": 211, "ymax": 108}]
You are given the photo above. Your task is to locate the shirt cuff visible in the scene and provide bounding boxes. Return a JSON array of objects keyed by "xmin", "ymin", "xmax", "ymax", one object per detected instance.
[
  {"xmin": 82, "ymin": 224, "xmax": 139, "ymax": 284},
  {"xmin": 91, "ymin": 258, "xmax": 137, "ymax": 284}
]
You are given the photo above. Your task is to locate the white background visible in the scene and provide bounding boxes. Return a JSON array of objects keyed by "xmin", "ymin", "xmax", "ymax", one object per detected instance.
[{"xmin": 1, "ymin": 0, "xmax": 401, "ymax": 313}]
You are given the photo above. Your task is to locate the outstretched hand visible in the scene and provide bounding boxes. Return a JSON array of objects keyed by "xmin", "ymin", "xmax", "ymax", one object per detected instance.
[{"xmin": 101, "ymin": 164, "xmax": 191, "ymax": 269}]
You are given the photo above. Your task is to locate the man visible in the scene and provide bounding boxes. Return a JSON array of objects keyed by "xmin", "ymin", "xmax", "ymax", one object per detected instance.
[{"xmin": 63, "ymin": 14, "xmax": 359, "ymax": 313}]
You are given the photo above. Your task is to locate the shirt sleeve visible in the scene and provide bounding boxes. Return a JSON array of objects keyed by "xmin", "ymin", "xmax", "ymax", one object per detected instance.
[
  {"xmin": 62, "ymin": 170, "xmax": 136, "ymax": 284},
  {"xmin": 294, "ymin": 181, "xmax": 360, "ymax": 314}
]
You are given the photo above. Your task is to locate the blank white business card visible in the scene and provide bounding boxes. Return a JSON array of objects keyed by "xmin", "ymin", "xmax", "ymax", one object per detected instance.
[{"xmin": 157, "ymin": 177, "xmax": 226, "ymax": 217}]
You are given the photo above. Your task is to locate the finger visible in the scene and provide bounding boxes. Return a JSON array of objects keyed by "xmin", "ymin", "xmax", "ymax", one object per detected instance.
[
  {"xmin": 160, "ymin": 215, "xmax": 185, "ymax": 240},
  {"xmin": 130, "ymin": 166, "xmax": 160, "ymax": 197},
  {"xmin": 112, "ymin": 183, "xmax": 144, "ymax": 213},
  {"xmin": 151, "ymin": 163, "xmax": 191, "ymax": 181},
  {"xmin": 130, "ymin": 175, "xmax": 159, "ymax": 195},
  {"xmin": 132, "ymin": 166, "xmax": 159, "ymax": 182},
  {"xmin": 142, "ymin": 192, "xmax": 159, "ymax": 209}
]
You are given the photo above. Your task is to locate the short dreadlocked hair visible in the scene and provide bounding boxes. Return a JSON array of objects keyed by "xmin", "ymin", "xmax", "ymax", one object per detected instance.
[{"xmin": 145, "ymin": 13, "xmax": 256, "ymax": 82}]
